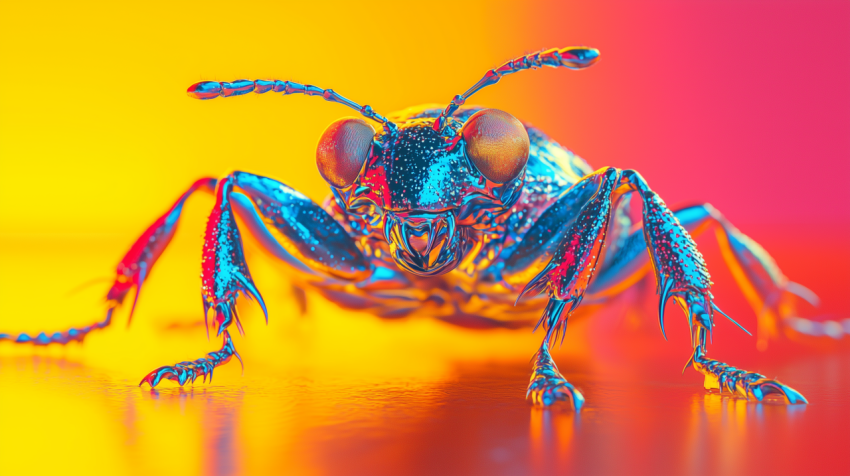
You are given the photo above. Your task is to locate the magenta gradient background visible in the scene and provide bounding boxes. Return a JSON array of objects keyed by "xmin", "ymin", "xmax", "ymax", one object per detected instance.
[
  {"xmin": 0, "ymin": 2, "xmax": 847, "ymax": 475},
  {"xmin": 484, "ymin": 1, "xmax": 850, "ymax": 319}
]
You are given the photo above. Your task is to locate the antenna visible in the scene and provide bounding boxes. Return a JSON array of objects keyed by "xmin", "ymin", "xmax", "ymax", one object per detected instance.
[
  {"xmin": 433, "ymin": 47, "xmax": 600, "ymax": 133},
  {"xmin": 187, "ymin": 80, "xmax": 397, "ymax": 132}
]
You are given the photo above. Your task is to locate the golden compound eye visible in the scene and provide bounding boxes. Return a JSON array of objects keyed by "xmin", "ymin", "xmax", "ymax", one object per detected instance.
[
  {"xmin": 461, "ymin": 109, "xmax": 530, "ymax": 184},
  {"xmin": 316, "ymin": 118, "xmax": 375, "ymax": 188}
]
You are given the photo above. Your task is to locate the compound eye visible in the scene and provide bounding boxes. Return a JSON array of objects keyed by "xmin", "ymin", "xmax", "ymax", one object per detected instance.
[
  {"xmin": 461, "ymin": 109, "xmax": 530, "ymax": 184},
  {"xmin": 316, "ymin": 117, "xmax": 375, "ymax": 188}
]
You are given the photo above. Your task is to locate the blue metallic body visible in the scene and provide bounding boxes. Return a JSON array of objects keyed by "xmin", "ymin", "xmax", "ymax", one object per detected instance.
[{"xmin": 4, "ymin": 46, "xmax": 842, "ymax": 408}]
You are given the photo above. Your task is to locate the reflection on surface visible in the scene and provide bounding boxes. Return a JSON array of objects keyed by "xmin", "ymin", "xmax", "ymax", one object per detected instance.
[
  {"xmin": 529, "ymin": 408, "xmax": 578, "ymax": 475},
  {"xmin": 1, "ymin": 237, "xmax": 848, "ymax": 476},
  {"xmin": 2, "ymin": 350, "xmax": 848, "ymax": 476}
]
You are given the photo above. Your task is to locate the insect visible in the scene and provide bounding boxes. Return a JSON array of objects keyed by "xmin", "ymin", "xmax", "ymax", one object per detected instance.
[{"xmin": 4, "ymin": 46, "xmax": 842, "ymax": 409}]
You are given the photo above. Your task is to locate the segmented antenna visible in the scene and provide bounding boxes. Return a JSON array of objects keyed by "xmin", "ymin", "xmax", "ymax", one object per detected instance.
[
  {"xmin": 433, "ymin": 46, "xmax": 601, "ymax": 133},
  {"xmin": 187, "ymin": 80, "xmax": 397, "ymax": 132}
]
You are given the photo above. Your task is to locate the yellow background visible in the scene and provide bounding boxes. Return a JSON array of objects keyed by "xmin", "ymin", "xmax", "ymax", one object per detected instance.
[
  {"xmin": 1, "ymin": 0, "xmax": 564, "ymax": 235},
  {"xmin": 0, "ymin": 3, "xmax": 584, "ymax": 474},
  {"xmin": 2, "ymin": 1, "xmax": 848, "ymax": 475}
]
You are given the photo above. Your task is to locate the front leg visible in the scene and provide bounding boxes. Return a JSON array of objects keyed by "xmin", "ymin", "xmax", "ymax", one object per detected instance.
[
  {"xmin": 141, "ymin": 176, "xmax": 262, "ymax": 386},
  {"xmin": 526, "ymin": 300, "xmax": 586, "ymax": 409},
  {"xmin": 141, "ymin": 171, "xmax": 372, "ymax": 387},
  {"xmin": 512, "ymin": 167, "xmax": 807, "ymax": 408},
  {"xmin": 619, "ymin": 170, "xmax": 807, "ymax": 404},
  {"xmin": 510, "ymin": 168, "xmax": 620, "ymax": 410},
  {"xmin": 691, "ymin": 329, "xmax": 807, "ymax": 403}
]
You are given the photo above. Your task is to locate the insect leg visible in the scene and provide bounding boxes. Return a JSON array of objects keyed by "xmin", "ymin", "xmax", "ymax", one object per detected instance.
[
  {"xmin": 139, "ymin": 330, "xmax": 240, "ymax": 386},
  {"xmin": 526, "ymin": 299, "xmax": 585, "ymax": 410},
  {"xmin": 689, "ymin": 326, "xmax": 807, "ymax": 403},
  {"xmin": 509, "ymin": 168, "xmax": 811, "ymax": 405},
  {"xmin": 589, "ymin": 203, "xmax": 843, "ymax": 347},
  {"xmin": 513, "ymin": 167, "xmax": 621, "ymax": 306},
  {"xmin": 0, "ymin": 178, "xmax": 216, "ymax": 346},
  {"xmin": 505, "ymin": 167, "xmax": 621, "ymax": 409},
  {"xmin": 612, "ymin": 171, "xmax": 808, "ymax": 403},
  {"xmin": 502, "ymin": 167, "xmax": 617, "ymax": 296},
  {"xmin": 140, "ymin": 171, "xmax": 372, "ymax": 387}
]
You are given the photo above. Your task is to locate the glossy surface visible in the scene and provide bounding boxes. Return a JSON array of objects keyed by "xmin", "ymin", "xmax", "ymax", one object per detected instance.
[
  {"xmin": 462, "ymin": 109, "xmax": 530, "ymax": 184},
  {"xmin": 315, "ymin": 118, "xmax": 374, "ymax": 188},
  {"xmin": 55, "ymin": 87, "xmax": 816, "ymax": 405},
  {"xmin": 6, "ymin": 352, "xmax": 847, "ymax": 476},
  {"xmin": 1, "ymin": 238, "xmax": 847, "ymax": 475},
  {"xmin": 186, "ymin": 79, "xmax": 397, "ymax": 131},
  {"xmin": 2, "ymin": 0, "xmax": 849, "ymax": 474},
  {"xmin": 5, "ymin": 48, "xmax": 837, "ymax": 405},
  {"xmin": 434, "ymin": 46, "xmax": 600, "ymax": 131}
]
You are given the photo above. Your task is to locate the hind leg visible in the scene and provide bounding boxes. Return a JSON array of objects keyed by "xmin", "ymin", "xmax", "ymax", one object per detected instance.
[
  {"xmin": 0, "ymin": 178, "xmax": 216, "ymax": 346},
  {"xmin": 589, "ymin": 203, "xmax": 844, "ymax": 347}
]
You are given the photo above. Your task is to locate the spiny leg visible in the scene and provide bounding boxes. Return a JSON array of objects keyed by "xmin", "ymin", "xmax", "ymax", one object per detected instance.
[
  {"xmin": 509, "ymin": 168, "xmax": 620, "ymax": 409},
  {"xmin": 140, "ymin": 175, "xmax": 265, "ymax": 386},
  {"xmin": 526, "ymin": 300, "xmax": 585, "ymax": 410},
  {"xmin": 686, "ymin": 205, "xmax": 829, "ymax": 347},
  {"xmin": 140, "ymin": 171, "xmax": 372, "ymax": 387},
  {"xmin": 588, "ymin": 203, "xmax": 841, "ymax": 348},
  {"xmin": 0, "ymin": 178, "xmax": 216, "ymax": 346},
  {"xmin": 511, "ymin": 167, "xmax": 808, "ymax": 406},
  {"xmin": 616, "ymin": 170, "xmax": 808, "ymax": 403}
]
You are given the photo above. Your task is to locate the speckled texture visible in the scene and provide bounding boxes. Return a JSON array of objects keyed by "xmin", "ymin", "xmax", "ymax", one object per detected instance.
[
  {"xmin": 201, "ymin": 176, "xmax": 265, "ymax": 334},
  {"xmin": 642, "ymin": 192, "xmax": 712, "ymax": 295},
  {"xmin": 520, "ymin": 168, "xmax": 618, "ymax": 303},
  {"xmin": 9, "ymin": 48, "xmax": 825, "ymax": 408}
]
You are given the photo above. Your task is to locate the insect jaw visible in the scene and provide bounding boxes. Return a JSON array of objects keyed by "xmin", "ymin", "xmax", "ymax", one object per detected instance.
[{"xmin": 383, "ymin": 210, "xmax": 466, "ymax": 277}]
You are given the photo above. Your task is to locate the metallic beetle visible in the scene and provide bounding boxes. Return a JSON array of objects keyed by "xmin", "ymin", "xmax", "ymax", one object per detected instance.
[{"xmin": 5, "ymin": 47, "xmax": 846, "ymax": 409}]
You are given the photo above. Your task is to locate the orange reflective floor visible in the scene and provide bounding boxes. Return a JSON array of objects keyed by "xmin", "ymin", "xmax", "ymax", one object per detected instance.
[
  {"xmin": 1, "ymin": 235, "xmax": 848, "ymax": 476},
  {"xmin": 2, "ymin": 348, "xmax": 848, "ymax": 476},
  {"xmin": 2, "ymin": 2, "xmax": 849, "ymax": 475}
]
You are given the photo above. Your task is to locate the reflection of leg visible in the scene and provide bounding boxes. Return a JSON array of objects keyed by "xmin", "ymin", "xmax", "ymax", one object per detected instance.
[
  {"xmin": 688, "ymin": 327, "xmax": 807, "ymax": 404},
  {"xmin": 140, "ymin": 331, "xmax": 241, "ymax": 387},
  {"xmin": 526, "ymin": 300, "xmax": 585, "ymax": 410}
]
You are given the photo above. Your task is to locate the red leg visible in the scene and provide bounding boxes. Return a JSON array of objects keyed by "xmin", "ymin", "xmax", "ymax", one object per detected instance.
[
  {"xmin": 138, "ymin": 171, "xmax": 373, "ymax": 387},
  {"xmin": 0, "ymin": 178, "xmax": 216, "ymax": 345}
]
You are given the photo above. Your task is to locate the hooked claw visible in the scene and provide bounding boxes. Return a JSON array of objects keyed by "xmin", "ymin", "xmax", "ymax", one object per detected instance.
[
  {"xmin": 694, "ymin": 347, "xmax": 807, "ymax": 404},
  {"xmin": 139, "ymin": 331, "xmax": 241, "ymax": 388},
  {"xmin": 743, "ymin": 378, "xmax": 808, "ymax": 404},
  {"xmin": 656, "ymin": 279, "xmax": 751, "ymax": 345}
]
